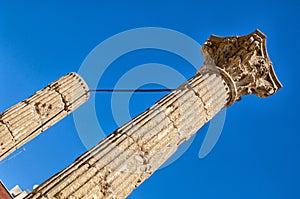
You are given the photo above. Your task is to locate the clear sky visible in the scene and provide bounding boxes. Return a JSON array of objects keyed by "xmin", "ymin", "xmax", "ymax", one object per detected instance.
[{"xmin": 0, "ymin": 1, "xmax": 299, "ymax": 198}]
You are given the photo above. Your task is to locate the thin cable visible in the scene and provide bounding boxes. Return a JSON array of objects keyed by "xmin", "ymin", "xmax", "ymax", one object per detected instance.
[
  {"xmin": 89, "ymin": 89, "xmax": 175, "ymax": 93},
  {"xmin": 0, "ymin": 148, "xmax": 26, "ymax": 165}
]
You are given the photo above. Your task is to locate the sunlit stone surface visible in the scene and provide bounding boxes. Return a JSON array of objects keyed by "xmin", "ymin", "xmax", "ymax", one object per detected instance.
[
  {"xmin": 6, "ymin": 30, "xmax": 281, "ymax": 199},
  {"xmin": 0, "ymin": 72, "xmax": 89, "ymax": 161}
]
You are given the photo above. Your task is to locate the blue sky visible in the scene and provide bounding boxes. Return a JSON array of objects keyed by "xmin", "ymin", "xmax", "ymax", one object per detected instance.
[{"xmin": 0, "ymin": 1, "xmax": 299, "ymax": 198}]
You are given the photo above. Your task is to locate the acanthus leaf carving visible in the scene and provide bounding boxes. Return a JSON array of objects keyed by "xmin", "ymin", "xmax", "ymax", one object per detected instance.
[{"xmin": 200, "ymin": 30, "xmax": 282, "ymax": 102}]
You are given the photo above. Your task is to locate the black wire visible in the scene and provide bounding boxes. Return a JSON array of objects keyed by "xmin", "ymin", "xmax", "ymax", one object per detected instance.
[{"xmin": 89, "ymin": 89, "xmax": 175, "ymax": 93}]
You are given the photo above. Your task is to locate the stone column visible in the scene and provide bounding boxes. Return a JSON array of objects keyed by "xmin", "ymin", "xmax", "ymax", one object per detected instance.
[
  {"xmin": 0, "ymin": 73, "xmax": 89, "ymax": 161},
  {"xmin": 25, "ymin": 30, "xmax": 282, "ymax": 199}
]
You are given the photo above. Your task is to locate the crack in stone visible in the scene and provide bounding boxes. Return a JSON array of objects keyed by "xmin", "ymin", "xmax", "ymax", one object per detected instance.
[
  {"xmin": 50, "ymin": 86, "xmax": 69, "ymax": 112},
  {"xmin": 188, "ymin": 73, "xmax": 224, "ymax": 123},
  {"xmin": 185, "ymin": 80, "xmax": 209, "ymax": 124},
  {"xmin": 0, "ymin": 117, "xmax": 16, "ymax": 141}
]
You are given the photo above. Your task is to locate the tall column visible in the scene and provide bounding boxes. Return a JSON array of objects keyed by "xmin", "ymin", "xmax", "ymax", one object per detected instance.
[
  {"xmin": 0, "ymin": 73, "xmax": 89, "ymax": 161},
  {"xmin": 25, "ymin": 30, "xmax": 282, "ymax": 199}
]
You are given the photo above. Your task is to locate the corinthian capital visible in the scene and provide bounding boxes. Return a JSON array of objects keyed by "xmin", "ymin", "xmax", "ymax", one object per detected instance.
[{"xmin": 200, "ymin": 30, "xmax": 282, "ymax": 103}]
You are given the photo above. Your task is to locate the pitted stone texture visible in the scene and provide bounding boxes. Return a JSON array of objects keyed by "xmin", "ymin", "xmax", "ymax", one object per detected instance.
[
  {"xmin": 0, "ymin": 122, "xmax": 14, "ymax": 155},
  {"xmin": 49, "ymin": 72, "xmax": 89, "ymax": 112},
  {"xmin": 201, "ymin": 30, "xmax": 282, "ymax": 99},
  {"xmin": 0, "ymin": 72, "xmax": 89, "ymax": 161},
  {"xmin": 25, "ymin": 72, "xmax": 229, "ymax": 199},
  {"xmin": 25, "ymin": 31, "xmax": 282, "ymax": 199}
]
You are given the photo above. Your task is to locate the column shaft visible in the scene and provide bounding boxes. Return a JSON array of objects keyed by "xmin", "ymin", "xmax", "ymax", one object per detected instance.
[
  {"xmin": 25, "ymin": 68, "xmax": 230, "ymax": 199},
  {"xmin": 0, "ymin": 73, "xmax": 89, "ymax": 161}
]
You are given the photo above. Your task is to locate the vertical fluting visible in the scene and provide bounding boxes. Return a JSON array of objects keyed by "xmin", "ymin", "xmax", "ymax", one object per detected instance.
[
  {"xmin": 25, "ymin": 68, "xmax": 230, "ymax": 199},
  {"xmin": 0, "ymin": 72, "xmax": 89, "ymax": 161}
]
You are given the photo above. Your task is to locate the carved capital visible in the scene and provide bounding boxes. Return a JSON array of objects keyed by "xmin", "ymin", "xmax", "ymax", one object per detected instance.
[{"xmin": 200, "ymin": 30, "xmax": 282, "ymax": 101}]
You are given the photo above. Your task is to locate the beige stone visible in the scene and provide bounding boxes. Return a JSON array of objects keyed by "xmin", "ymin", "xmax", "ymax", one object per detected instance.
[
  {"xmin": 0, "ymin": 72, "xmax": 89, "ymax": 161},
  {"xmin": 23, "ymin": 30, "xmax": 281, "ymax": 199}
]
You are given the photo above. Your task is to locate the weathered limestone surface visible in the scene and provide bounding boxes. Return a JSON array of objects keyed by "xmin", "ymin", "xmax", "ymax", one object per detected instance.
[
  {"xmin": 25, "ymin": 30, "xmax": 282, "ymax": 199},
  {"xmin": 26, "ymin": 70, "xmax": 229, "ymax": 199},
  {"xmin": 201, "ymin": 30, "xmax": 282, "ymax": 101},
  {"xmin": 0, "ymin": 72, "xmax": 89, "ymax": 161}
]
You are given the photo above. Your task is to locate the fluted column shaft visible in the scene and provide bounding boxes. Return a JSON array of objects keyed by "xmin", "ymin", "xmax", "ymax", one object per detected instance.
[
  {"xmin": 25, "ymin": 67, "xmax": 231, "ymax": 199},
  {"xmin": 0, "ymin": 73, "xmax": 89, "ymax": 161}
]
